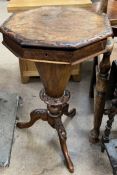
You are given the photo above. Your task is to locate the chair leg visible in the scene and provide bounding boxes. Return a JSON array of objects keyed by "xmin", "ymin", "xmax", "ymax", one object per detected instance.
[
  {"xmin": 89, "ymin": 51, "xmax": 111, "ymax": 143},
  {"xmin": 107, "ymin": 61, "xmax": 117, "ymax": 99},
  {"xmin": 89, "ymin": 56, "xmax": 98, "ymax": 98},
  {"xmin": 101, "ymin": 83, "xmax": 117, "ymax": 152},
  {"xmin": 101, "ymin": 112, "xmax": 115, "ymax": 152}
]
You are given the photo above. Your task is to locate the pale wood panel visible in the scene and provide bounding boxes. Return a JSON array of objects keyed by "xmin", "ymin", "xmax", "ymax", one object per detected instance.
[{"xmin": 8, "ymin": 0, "xmax": 91, "ymax": 12}]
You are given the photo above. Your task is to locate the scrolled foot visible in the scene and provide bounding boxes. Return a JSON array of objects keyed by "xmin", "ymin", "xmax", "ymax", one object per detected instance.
[
  {"xmin": 89, "ymin": 129, "xmax": 99, "ymax": 143},
  {"xmin": 63, "ymin": 103, "xmax": 76, "ymax": 118},
  {"xmin": 67, "ymin": 108, "xmax": 76, "ymax": 118},
  {"xmin": 17, "ymin": 109, "xmax": 48, "ymax": 129}
]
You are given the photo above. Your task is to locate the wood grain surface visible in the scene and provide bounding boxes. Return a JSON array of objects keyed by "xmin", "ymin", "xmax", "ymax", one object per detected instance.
[{"xmin": 1, "ymin": 6, "xmax": 112, "ymax": 49}]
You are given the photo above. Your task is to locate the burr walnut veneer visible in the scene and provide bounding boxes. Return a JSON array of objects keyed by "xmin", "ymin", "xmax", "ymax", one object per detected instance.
[{"xmin": 0, "ymin": 6, "xmax": 113, "ymax": 172}]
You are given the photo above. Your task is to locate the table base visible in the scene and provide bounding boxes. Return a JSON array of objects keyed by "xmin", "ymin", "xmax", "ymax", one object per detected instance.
[{"xmin": 17, "ymin": 89, "xmax": 76, "ymax": 173}]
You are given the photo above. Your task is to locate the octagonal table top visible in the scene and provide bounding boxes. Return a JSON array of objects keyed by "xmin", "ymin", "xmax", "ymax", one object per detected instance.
[{"xmin": 0, "ymin": 6, "xmax": 112, "ymax": 50}]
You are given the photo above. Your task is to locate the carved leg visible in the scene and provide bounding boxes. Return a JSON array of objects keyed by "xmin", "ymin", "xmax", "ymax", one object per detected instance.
[
  {"xmin": 17, "ymin": 109, "xmax": 48, "ymax": 128},
  {"xmin": 89, "ymin": 52, "xmax": 111, "ymax": 143},
  {"xmin": 63, "ymin": 103, "xmax": 76, "ymax": 118},
  {"xmin": 49, "ymin": 117, "xmax": 74, "ymax": 173}
]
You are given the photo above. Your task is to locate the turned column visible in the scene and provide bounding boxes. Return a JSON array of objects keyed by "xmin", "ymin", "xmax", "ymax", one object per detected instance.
[{"xmin": 90, "ymin": 51, "xmax": 111, "ymax": 143}]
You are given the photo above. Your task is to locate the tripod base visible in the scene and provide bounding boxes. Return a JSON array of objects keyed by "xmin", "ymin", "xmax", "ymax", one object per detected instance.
[{"xmin": 17, "ymin": 90, "xmax": 76, "ymax": 173}]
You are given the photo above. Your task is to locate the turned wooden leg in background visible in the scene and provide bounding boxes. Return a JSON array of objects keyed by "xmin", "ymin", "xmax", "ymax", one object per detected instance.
[
  {"xmin": 89, "ymin": 56, "xmax": 98, "ymax": 98},
  {"xmin": 101, "ymin": 112, "xmax": 115, "ymax": 152},
  {"xmin": 89, "ymin": 51, "xmax": 111, "ymax": 143}
]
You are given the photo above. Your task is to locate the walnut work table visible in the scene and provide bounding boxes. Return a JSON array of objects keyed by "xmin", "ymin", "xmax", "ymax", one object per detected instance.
[{"xmin": 0, "ymin": 6, "xmax": 113, "ymax": 172}]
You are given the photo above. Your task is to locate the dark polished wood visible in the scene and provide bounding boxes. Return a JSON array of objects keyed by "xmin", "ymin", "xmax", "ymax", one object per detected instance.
[{"xmin": 0, "ymin": 5, "xmax": 113, "ymax": 171}]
